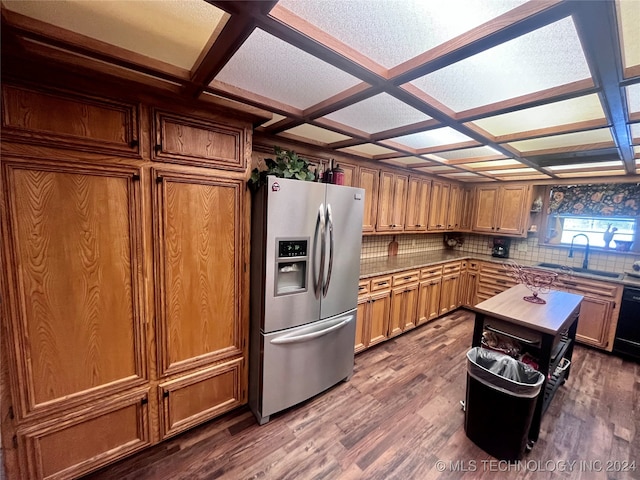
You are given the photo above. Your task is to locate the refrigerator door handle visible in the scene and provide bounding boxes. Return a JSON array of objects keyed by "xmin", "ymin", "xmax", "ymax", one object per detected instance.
[
  {"xmin": 322, "ymin": 203, "xmax": 334, "ymax": 297},
  {"xmin": 269, "ymin": 315, "xmax": 353, "ymax": 345},
  {"xmin": 313, "ymin": 203, "xmax": 326, "ymax": 298}
]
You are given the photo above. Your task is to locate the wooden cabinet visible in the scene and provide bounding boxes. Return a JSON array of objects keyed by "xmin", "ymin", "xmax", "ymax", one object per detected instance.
[
  {"xmin": 476, "ymin": 261, "xmax": 518, "ymax": 302},
  {"xmin": 427, "ymin": 180, "xmax": 451, "ymax": 231},
  {"xmin": 376, "ymin": 171, "xmax": 408, "ymax": 232},
  {"xmin": 17, "ymin": 389, "xmax": 150, "ymax": 480},
  {"xmin": 1, "ymin": 159, "xmax": 147, "ymax": 420},
  {"xmin": 357, "ymin": 167, "xmax": 379, "ymax": 233},
  {"xmin": 389, "ymin": 271, "xmax": 420, "ymax": 336},
  {"xmin": 152, "ymin": 169, "xmax": 245, "ymax": 377},
  {"xmin": 404, "ymin": 177, "xmax": 431, "ymax": 232},
  {"xmin": 153, "ymin": 109, "xmax": 247, "ymax": 171},
  {"xmin": 473, "ymin": 185, "xmax": 530, "ymax": 236},
  {"xmin": 417, "ymin": 265, "xmax": 443, "ymax": 325},
  {"xmin": 446, "ymin": 184, "xmax": 463, "ymax": 231},
  {"xmin": 355, "ymin": 277, "xmax": 391, "ymax": 352},
  {"xmin": 459, "ymin": 186, "xmax": 474, "ymax": 232},
  {"xmin": 555, "ymin": 276, "xmax": 623, "ymax": 351},
  {"xmin": 460, "ymin": 260, "xmax": 479, "ymax": 307},
  {"xmin": 1, "ymin": 84, "xmax": 140, "ymax": 157},
  {"xmin": 439, "ymin": 262, "xmax": 461, "ymax": 315}
]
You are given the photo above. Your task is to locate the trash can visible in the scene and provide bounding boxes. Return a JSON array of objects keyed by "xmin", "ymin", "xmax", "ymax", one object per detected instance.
[{"xmin": 464, "ymin": 347, "xmax": 545, "ymax": 461}]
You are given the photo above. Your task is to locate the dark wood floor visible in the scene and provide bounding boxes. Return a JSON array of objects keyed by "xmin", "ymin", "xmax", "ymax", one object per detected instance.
[{"xmin": 84, "ymin": 310, "xmax": 640, "ymax": 480}]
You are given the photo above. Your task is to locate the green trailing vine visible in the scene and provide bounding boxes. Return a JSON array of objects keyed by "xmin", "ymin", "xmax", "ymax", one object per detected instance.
[{"xmin": 248, "ymin": 146, "xmax": 316, "ymax": 191}]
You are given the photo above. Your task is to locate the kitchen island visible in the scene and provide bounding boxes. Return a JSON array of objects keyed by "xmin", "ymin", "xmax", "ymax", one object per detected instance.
[{"xmin": 471, "ymin": 283, "xmax": 583, "ymax": 448}]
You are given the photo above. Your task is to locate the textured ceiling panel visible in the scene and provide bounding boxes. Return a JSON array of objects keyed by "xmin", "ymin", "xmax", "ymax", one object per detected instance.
[
  {"xmin": 338, "ymin": 144, "xmax": 396, "ymax": 156},
  {"xmin": 284, "ymin": 124, "xmax": 351, "ymax": 143},
  {"xmin": 382, "ymin": 156, "xmax": 432, "ymax": 165},
  {"xmin": 3, "ymin": 0, "xmax": 224, "ymax": 70},
  {"xmin": 627, "ymin": 84, "xmax": 640, "ymax": 115},
  {"xmin": 507, "ymin": 128, "xmax": 614, "ymax": 152},
  {"xmin": 545, "ymin": 161, "xmax": 622, "ymax": 171},
  {"xmin": 214, "ymin": 29, "xmax": 361, "ymax": 109},
  {"xmin": 463, "ymin": 159, "xmax": 522, "ymax": 169},
  {"xmin": 429, "ymin": 146, "xmax": 502, "ymax": 160},
  {"xmin": 260, "ymin": 113, "xmax": 286, "ymax": 128},
  {"xmin": 388, "ymin": 127, "xmax": 471, "ymax": 149},
  {"xmin": 556, "ymin": 170, "xmax": 625, "ymax": 178},
  {"xmin": 410, "ymin": 17, "xmax": 591, "ymax": 112},
  {"xmin": 617, "ymin": 0, "xmax": 640, "ymax": 72},
  {"xmin": 631, "ymin": 123, "xmax": 640, "ymax": 143},
  {"xmin": 276, "ymin": 0, "xmax": 526, "ymax": 68},
  {"xmin": 471, "ymin": 94, "xmax": 605, "ymax": 136},
  {"xmin": 323, "ymin": 93, "xmax": 432, "ymax": 134}
]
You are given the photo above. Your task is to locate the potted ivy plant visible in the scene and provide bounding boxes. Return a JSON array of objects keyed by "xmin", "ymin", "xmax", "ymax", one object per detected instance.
[{"xmin": 248, "ymin": 146, "xmax": 316, "ymax": 192}]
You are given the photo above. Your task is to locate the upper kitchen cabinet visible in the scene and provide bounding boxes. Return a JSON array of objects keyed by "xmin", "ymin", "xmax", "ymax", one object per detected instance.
[
  {"xmin": 1, "ymin": 84, "xmax": 140, "ymax": 157},
  {"xmin": 376, "ymin": 172, "xmax": 409, "ymax": 232},
  {"xmin": 357, "ymin": 166, "xmax": 379, "ymax": 233},
  {"xmin": 473, "ymin": 185, "xmax": 531, "ymax": 237},
  {"xmin": 1, "ymin": 159, "xmax": 147, "ymax": 420},
  {"xmin": 404, "ymin": 177, "xmax": 431, "ymax": 232},
  {"xmin": 459, "ymin": 186, "xmax": 475, "ymax": 232},
  {"xmin": 427, "ymin": 180, "xmax": 451, "ymax": 231},
  {"xmin": 446, "ymin": 184, "xmax": 463, "ymax": 231},
  {"xmin": 153, "ymin": 109, "xmax": 249, "ymax": 172}
]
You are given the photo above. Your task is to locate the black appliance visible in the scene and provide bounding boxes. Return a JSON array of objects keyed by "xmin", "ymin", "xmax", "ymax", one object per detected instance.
[
  {"xmin": 613, "ymin": 286, "xmax": 640, "ymax": 361},
  {"xmin": 491, "ymin": 238, "xmax": 511, "ymax": 258}
]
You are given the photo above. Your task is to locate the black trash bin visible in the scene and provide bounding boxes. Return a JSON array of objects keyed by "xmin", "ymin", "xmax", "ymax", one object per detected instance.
[{"xmin": 464, "ymin": 347, "xmax": 545, "ymax": 461}]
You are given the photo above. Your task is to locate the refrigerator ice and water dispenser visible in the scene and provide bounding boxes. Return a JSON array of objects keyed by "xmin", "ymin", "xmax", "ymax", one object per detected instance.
[{"xmin": 275, "ymin": 238, "xmax": 308, "ymax": 295}]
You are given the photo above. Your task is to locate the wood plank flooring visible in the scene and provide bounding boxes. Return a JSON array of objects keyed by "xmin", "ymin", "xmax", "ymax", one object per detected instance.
[{"xmin": 84, "ymin": 310, "xmax": 640, "ymax": 480}]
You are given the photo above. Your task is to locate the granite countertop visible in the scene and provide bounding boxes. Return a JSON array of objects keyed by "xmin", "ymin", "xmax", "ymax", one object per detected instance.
[{"xmin": 359, "ymin": 249, "xmax": 640, "ymax": 288}]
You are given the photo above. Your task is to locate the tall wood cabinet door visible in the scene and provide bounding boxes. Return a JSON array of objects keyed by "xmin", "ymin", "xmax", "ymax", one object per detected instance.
[
  {"xmin": 368, "ymin": 290, "xmax": 391, "ymax": 347},
  {"xmin": 575, "ymin": 297, "xmax": 612, "ymax": 349},
  {"xmin": 357, "ymin": 167, "xmax": 379, "ymax": 233},
  {"xmin": 473, "ymin": 186, "xmax": 499, "ymax": 233},
  {"xmin": 390, "ymin": 174, "xmax": 408, "ymax": 231},
  {"xmin": 496, "ymin": 185, "xmax": 529, "ymax": 235},
  {"xmin": 428, "ymin": 180, "xmax": 449, "ymax": 230},
  {"xmin": 153, "ymin": 170, "xmax": 245, "ymax": 377},
  {"xmin": 355, "ymin": 296, "xmax": 369, "ymax": 353},
  {"xmin": 2, "ymin": 159, "xmax": 147, "ymax": 419},
  {"xmin": 403, "ymin": 283, "xmax": 419, "ymax": 331},
  {"xmin": 460, "ymin": 187, "xmax": 474, "ymax": 231},
  {"xmin": 376, "ymin": 172, "xmax": 395, "ymax": 232},
  {"xmin": 389, "ymin": 283, "xmax": 418, "ymax": 337},
  {"xmin": 447, "ymin": 184, "xmax": 462, "ymax": 230},
  {"xmin": 339, "ymin": 162, "xmax": 357, "ymax": 187}
]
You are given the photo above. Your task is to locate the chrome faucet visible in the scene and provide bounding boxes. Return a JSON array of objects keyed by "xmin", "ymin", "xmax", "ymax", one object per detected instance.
[{"xmin": 568, "ymin": 233, "xmax": 590, "ymax": 269}]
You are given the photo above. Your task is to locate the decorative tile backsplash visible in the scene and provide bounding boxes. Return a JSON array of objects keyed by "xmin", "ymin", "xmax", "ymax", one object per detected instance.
[{"xmin": 361, "ymin": 233, "xmax": 640, "ymax": 274}]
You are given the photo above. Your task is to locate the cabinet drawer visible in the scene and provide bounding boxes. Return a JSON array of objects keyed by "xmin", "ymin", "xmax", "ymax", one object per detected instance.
[
  {"xmin": 442, "ymin": 261, "xmax": 461, "ymax": 275},
  {"xmin": 479, "ymin": 262, "xmax": 511, "ymax": 276},
  {"xmin": 2, "ymin": 84, "xmax": 140, "ymax": 156},
  {"xmin": 478, "ymin": 273, "xmax": 517, "ymax": 289},
  {"xmin": 420, "ymin": 265, "xmax": 443, "ymax": 280},
  {"xmin": 477, "ymin": 284, "xmax": 511, "ymax": 298},
  {"xmin": 18, "ymin": 389, "xmax": 150, "ymax": 480},
  {"xmin": 153, "ymin": 109, "xmax": 246, "ymax": 171},
  {"xmin": 370, "ymin": 276, "xmax": 392, "ymax": 292},
  {"xmin": 467, "ymin": 261, "xmax": 479, "ymax": 271},
  {"xmin": 392, "ymin": 270, "xmax": 420, "ymax": 286},
  {"xmin": 159, "ymin": 358, "xmax": 244, "ymax": 439},
  {"xmin": 556, "ymin": 278, "xmax": 621, "ymax": 299},
  {"xmin": 358, "ymin": 280, "xmax": 370, "ymax": 296}
]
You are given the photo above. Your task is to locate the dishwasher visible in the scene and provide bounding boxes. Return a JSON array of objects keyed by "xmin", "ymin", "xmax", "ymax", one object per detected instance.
[{"xmin": 613, "ymin": 286, "xmax": 640, "ymax": 361}]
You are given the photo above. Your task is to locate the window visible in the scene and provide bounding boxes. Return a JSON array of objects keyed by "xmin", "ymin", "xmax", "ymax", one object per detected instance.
[
  {"xmin": 558, "ymin": 216, "xmax": 636, "ymax": 249},
  {"xmin": 544, "ymin": 183, "xmax": 640, "ymax": 252}
]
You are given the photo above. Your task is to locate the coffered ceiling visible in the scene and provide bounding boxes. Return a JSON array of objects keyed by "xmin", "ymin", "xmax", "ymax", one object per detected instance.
[{"xmin": 2, "ymin": 0, "xmax": 639, "ymax": 182}]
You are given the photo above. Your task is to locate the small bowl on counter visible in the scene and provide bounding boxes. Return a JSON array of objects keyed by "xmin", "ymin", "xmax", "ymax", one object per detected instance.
[{"xmin": 614, "ymin": 240, "xmax": 633, "ymax": 252}]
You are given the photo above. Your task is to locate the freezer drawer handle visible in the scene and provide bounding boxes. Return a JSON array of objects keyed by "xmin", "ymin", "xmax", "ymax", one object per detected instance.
[{"xmin": 270, "ymin": 316, "xmax": 353, "ymax": 345}]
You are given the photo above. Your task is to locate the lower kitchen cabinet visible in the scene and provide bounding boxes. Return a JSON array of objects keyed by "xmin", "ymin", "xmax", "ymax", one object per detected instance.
[
  {"xmin": 389, "ymin": 283, "xmax": 419, "ymax": 337},
  {"xmin": 355, "ymin": 277, "xmax": 392, "ymax": 352},
  {"xmin": 439, "ymin": 262, "xmax": 461, "ymax": 315},
  {"xmin": 158, "ymin": 358, "xmax": 245, "ymax": 439},
  {"xmin": 417, "ymin": 265, "xmax": 443, "ymax": 325},
  {"xmin": 17, "ymin": 389, "xmax": 150, "ymax": 480}
]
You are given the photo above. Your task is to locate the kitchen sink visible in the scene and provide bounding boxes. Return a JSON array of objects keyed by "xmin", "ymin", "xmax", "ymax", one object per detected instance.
[{"xmin": 535, "ymin": 262, "xmax": 623, "ymax": 279}]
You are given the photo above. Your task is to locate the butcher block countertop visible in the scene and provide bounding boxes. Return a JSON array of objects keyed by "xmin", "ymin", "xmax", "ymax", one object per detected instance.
[{"xmin": 473, "ymin": 284, "xmax": 584, "ymax": 336}]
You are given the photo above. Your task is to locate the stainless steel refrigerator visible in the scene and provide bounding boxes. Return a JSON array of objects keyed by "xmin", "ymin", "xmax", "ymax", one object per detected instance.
[{"xmin": 249, "ymin": 176, "xmax": 364, "ymax": 424}]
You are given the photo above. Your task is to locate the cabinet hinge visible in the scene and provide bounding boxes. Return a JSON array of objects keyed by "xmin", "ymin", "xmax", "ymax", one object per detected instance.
[
  {"xmin": 12, "ymin": 435, "xmax": 17, "ymax": 449},
  {"xmin": 163, "ymin": 390, "xmax": 169, "ymax": 398},
  {"xmin": 155, "ymin": 144, "xmax": 162, "ymax": 153},
  {"xmin": 156, "ymin": 176, "xmax": 164, "ymax": 184},
  {"xmin": 130, "ymin": 139, "xmax": 139, "ymax": 148},
  {"xmin": 8, "ymin": 406, "xmax": 14, "ymax": 419},
  {"xmin": 132, "ymin": 174, "xmax": 140, "ymax": 181},
  {"xmin": 141, "ymin": 397, "xmax": 148, "ymax": 405}
]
